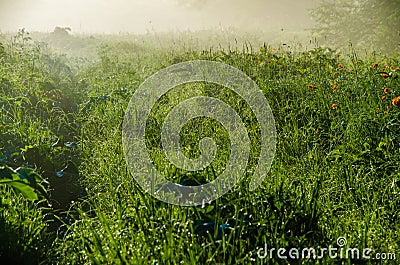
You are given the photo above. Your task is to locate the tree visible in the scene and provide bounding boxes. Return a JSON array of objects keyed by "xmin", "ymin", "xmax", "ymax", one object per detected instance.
[
  {"xmin": 310, "ymin": 0, "xmax": 400, "ymax": 53},
  {"xmin": 51, "ymin": 27, "xmax": 72, "ymax": 37}
]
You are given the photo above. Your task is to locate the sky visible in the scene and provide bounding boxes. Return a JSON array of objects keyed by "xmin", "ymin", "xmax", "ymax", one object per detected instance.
[{"xmin": 0, "ymin": 0, "xmax": 317, "ymax": 34}]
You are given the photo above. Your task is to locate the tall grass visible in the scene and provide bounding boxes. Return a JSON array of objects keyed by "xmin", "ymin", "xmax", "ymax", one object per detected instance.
[{"xmin": 1, "ymin": 30, "xmax": 399, "ymax": 264}]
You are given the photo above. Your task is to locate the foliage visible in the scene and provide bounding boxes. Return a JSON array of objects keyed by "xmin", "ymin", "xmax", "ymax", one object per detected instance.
[
  {"xmin": 0, "ymin": 30, "xmax": 80, "ymax": 263},
  {"xmin": 0, "ymin": 165, "xmax": 47, "ymax": 201},
  {"xmin": 51, "ymin": 39, "xmax": 400, "ymax": 264},
  {"xmin": 0, "ymin": 189, "xmax": 52, "ymax": 264},
  {"xmin": 1, "ymin": 29, "xmax": 400, "ymax": 264},
  {"xmin": 311, "ymin": 0, "xmax": 400, "ymax": 53}
]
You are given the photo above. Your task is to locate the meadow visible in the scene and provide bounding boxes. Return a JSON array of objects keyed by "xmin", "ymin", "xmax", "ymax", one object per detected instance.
[{"xmin": 0, "ymin": 29, "xmax": 399, "ymax": 264}]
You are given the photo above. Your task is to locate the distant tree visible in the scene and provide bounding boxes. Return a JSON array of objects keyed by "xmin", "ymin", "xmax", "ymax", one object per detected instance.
[
  {"xmin": 310, "ymin": 0, "xmax": 400, "ymax": 53},
  {"xmin": 51, "ymin": 27, "xmax": 71, "ymax": 37}
]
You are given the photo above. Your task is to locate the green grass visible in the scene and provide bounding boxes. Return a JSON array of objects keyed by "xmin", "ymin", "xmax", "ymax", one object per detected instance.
[{"xmin": 0, "ymin": 30, "xmax": 399, "ymax": 264}]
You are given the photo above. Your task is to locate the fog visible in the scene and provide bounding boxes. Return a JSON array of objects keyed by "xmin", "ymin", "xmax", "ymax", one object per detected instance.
[{"xmin": 0, "ymin": 0, "xmax": 316, "ymax": 34}]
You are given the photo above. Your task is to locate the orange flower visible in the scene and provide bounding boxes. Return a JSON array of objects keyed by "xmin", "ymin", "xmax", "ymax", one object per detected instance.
[
  {"xmin": 381, "ymin": 95, "xmax": 386, "ymax": 100},
  {"xmin": 383, "ymin": 88, "xmax": 389, "ymax": 94},
  {"xmin": 332, "ymin": 103, "xmax": 338, "ymax": 110},
  {"xmin": 257, "ymin": 60, "xmax": 261, "ymax": 65},
  {"xmin": 390, "ymin": 65, "xmax": 395, "ymax": 70},
  {"xmin": 370, "ymin": 63, "xmax": 378, "ymax": 69},
  {"xmin": 307, "ymin": 84, "xmax": 317, "ymax": 90},
  {"xmin": 337, "ymin": 63, "xmax": 343, "ymax": 69},
  {"xmin": 392, "ymin": 96, "xmax": 400, "ymax": 107},
  {"xmin": 333, "ymin": 71, "xmax": 339, "ymax": 77},
  {"xmin": 381, "ymin": 73, "xmax": 389, "ymax": 78},
  {"xmin": 382, "ymin": 66, "xmax": 387, "ymax": 71}
]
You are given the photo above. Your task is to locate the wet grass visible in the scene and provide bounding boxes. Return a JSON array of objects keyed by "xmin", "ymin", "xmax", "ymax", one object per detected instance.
[{"xmin": 0, "ymin": 30, "xmax": 399, "ymax": 264}]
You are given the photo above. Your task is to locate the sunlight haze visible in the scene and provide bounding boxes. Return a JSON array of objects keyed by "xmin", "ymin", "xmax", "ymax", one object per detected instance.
[{"xmin": 0, "ymin": 0, "xmax": 316, "ymax": 33}]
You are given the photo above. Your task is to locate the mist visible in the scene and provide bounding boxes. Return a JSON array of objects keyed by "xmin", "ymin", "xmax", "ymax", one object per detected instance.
[{"xmin": 0, "ymin": 0, "xmax": 316, "ymax": 34}]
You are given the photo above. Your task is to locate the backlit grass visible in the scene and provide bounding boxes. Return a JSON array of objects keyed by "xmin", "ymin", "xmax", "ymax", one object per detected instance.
[{"xmin": 1, "ymin": 30, "xmax": 399, "ymax": 264}]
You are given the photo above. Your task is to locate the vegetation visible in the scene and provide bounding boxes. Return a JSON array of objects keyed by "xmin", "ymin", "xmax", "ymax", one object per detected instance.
[
  {"xmin": 310, "ymin": 0, "xmax": 400, "ymax": 53},
  {"xmin": 0, "ymin": 29, "xmax": 399, "ymax": 264}
]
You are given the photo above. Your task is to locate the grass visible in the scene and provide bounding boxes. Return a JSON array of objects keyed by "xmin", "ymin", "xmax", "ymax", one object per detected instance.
[{"xmin": 0, "ymin": 29, "xmax": 399, "ymax": 264}]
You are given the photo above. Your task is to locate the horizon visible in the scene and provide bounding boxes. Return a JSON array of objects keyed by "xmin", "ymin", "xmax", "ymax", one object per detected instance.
[{"xmin": 0, "ymin": 0, "xmax": 316, "ymax": 34}]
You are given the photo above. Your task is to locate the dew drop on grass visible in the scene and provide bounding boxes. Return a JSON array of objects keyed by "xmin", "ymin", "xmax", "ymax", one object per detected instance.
[{"xmin": 64, "ymin": 142, "xmax": 78, "ymax": 148}]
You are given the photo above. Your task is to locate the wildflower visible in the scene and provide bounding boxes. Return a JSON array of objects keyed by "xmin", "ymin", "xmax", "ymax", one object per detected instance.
[
  {"xmin": 384, "ymin": 110, "xmax": 388, "ymax": 115},
  {"xmin": 390, "ymin": 65, "xmax": 395, "ymax": 70},
  {"xmin": 370, "ymin": 63, "xmax": 378, "ymax": 69},
  {"xmin": 333, "ymin": 71, "xmax": 339, "ymax": 77},
  {"xmin": 381, "ymin": 95, "xmax": 386, "ymax": 100},
  {"xmin": 382, "ymin": 66, "xmax": 387, "ymax": 71},
  {"xmin": 387, "ymin": 105, "xmax": 392, "ymax": 110},
  {"xmin": 381, "ymin": 73, "xmax": 389, "ymax": 78},
  {"xmin": 307, "ymin": 83, "xmax": 318, "ymax": 89},
  {"xmin": 337, "ymin": 63, "xmax": 343, "ymax": 69},
  {"xmin": 315, "ymin": 129, "xmax": 319, "ymax": 134},
  {"xmin": 383, "ymin": 88, "xmax": 389, "ymax": 94},
  {"xmin": 332, "ymin": 104, "xmax": 338, "ymax": 110},
  {"xmin": 257, "ymin": 60, "xmax": 261, "ymax": 65},
  {"xmin": 392, "ymin": 96, "xmax": 400, "ymax": 107}
]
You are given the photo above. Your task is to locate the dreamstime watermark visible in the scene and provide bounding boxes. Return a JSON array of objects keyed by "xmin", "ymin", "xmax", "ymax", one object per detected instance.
[
  {"xmin": 122, "ymin": 60, "xmax": 276, "ymax": 206},
  {"xmin": 257, "ymin": 237, "xmax": 397, "ymax": 261}
]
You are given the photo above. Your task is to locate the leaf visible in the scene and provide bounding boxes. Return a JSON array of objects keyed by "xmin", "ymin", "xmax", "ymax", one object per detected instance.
[
  {"xmin": 0, "ymin": 165, "xmax": 47, "ymax": 200},
  {"xmin": 17, "ymin": 167, "xmax": 47, "ymax": 197},
  {"xmin": 8, "ymin": 181, "xmax": 38, "ymax": 200}
]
